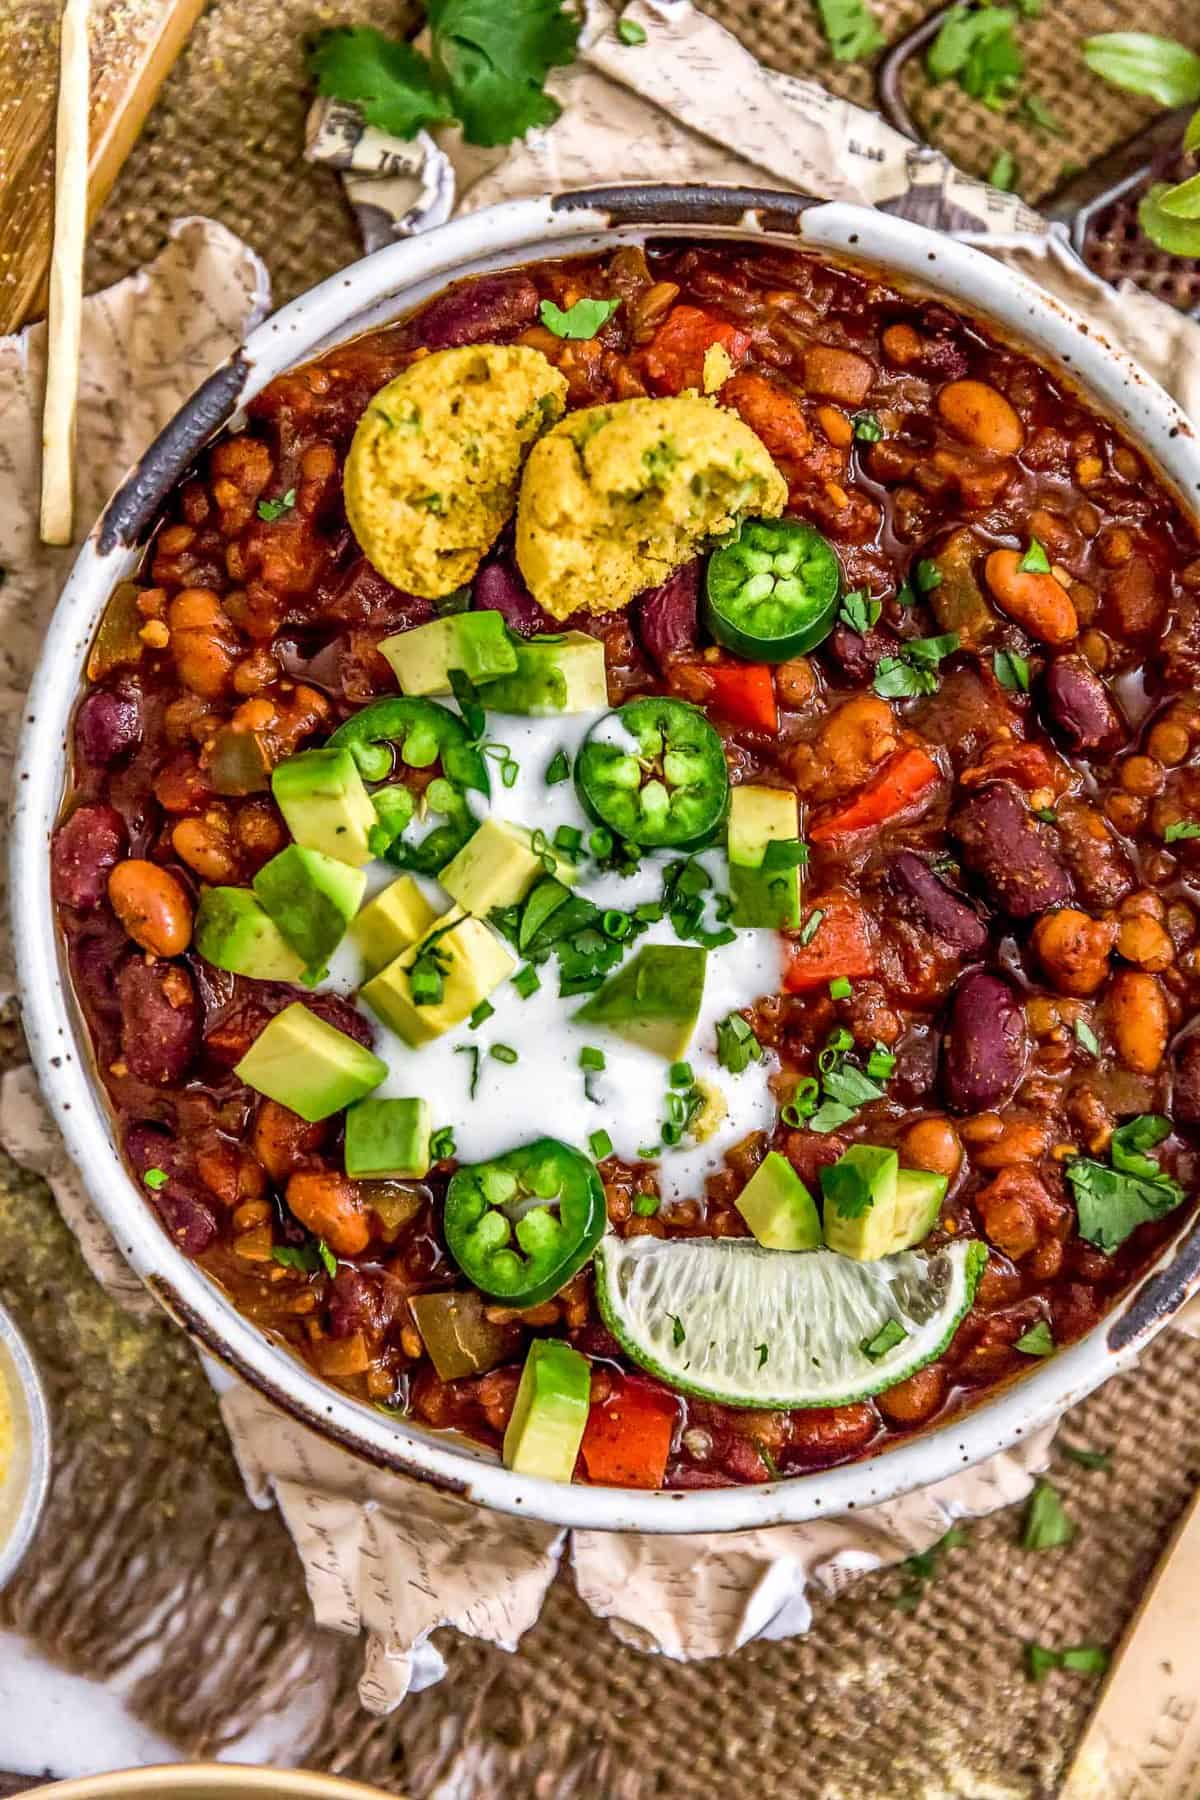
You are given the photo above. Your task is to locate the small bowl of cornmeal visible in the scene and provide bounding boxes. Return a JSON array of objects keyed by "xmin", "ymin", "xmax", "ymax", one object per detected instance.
[{"xmin": 0, "ymin": 1303, "xmax": 50, "ymax": 1590}]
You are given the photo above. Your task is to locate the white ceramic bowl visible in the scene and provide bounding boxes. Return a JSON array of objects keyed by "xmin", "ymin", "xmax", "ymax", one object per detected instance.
[
  {"xmin": 19, "ymin": 1764, "xmax": 401, "ymax": 1800},
  {"xmin": 0, "ymin": 1302, "xmax": 51, "ymax": 1590},
  {"xmin": 13, "ymin": 185, "xmax": 1200, "ymax": 1533}
]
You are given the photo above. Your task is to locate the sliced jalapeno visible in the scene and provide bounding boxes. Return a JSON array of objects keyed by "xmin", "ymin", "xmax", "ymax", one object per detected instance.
[
  {"xmin": 443, "ymin": 1137, "xmax": 606, "ymax": 1309},
  {"xmin": 705, "ymin": 518, "xmax": 841, "ymax": 661},
  {"xmin": 575, "ymin": 698, "xmax": 728, "ymax": 850},
  {"xmin": 327, "ymin": 698, "xmax": 489, "ymax": 876}
]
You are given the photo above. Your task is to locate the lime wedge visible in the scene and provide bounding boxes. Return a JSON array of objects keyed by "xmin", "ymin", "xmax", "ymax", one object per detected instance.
[{"xmin": 594, "ymin": 1236, "xmax": 986, "ymax": 1409}]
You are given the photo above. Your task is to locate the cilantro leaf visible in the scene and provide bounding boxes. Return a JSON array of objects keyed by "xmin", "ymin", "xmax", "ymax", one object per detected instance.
[
  {"xmin": 1060, "ymin": 1443, "xmax": 1111, "ymax": 1471},
  {"xmin": 839, "ymin": 589, "xmax": 883, "ymax": 635},
  {"xmin": 862, "ymin": 1319, "xmax": 907, "ymax": 1361},
  {"xmin": 1082, "ymin": 32, "xmax": 1200, "ymax": 108},
  {"xmin": 1019, "ymin": 536, "xmax": 1051, "ymax": 573},
  {"xmin": 873, "ymin": 635, "xmax": 958, "ymax": 700},
  {"xmin": 1015, "ymin": 1321, "xmax": 1055, "ymax": 1357},
  {"xmin": 989, "ymin": 150, "xmax": 1017, "ymax": 192},
  {"xmin": 716, "ymin": 1011, "xmax": 762, "ymax": 1075},
  {"xmin": 257, "ymin": 488, "xmax": 296, "ymax": 523},
  {"xmin": 926, "ymin": 5, "xmax": 1023, "ymax": 108},
  {"xmin": 539, "ymin": 297, "xmax": 620, "ymax": 339},
  {"xmin": 1067, "ymin": 1156, "xmax": 1183, "ymax": 1253},
  {"xmin": 1110, "ymin": 1113, "xmax": 1171, "ymax": 1180},
  {"xmin": 669, "ymin": 1312, "xmax": 686, "ymax": 1347},
  {"xmin": 814, "ymin": 0, "xmax": 886, "ymax": 62},
  {"xmin": 617, "ymin": 17, "xmax": 647, "ymax": 45},
  {"xmin": 272, "ymin": 1243, "xmax": 323, "ymax": 1274},
  {"xmin": 1138, "ymin": 184, "xmax": 1200, "ymax": 259},
  {"xmin": 308, "ymin": 28, "xmax": 454, "ymax": 137},
  {"xmin": 1073, "ymin": 1018, "xmax": 1100, "ymax": 1058},
  {"xmin": 1165, "ymin": 818, "xmax": 1200, "ymax": 843},
  {"xmin": 142, "ymin": 1168, "xmax": 168, "ymax": 1191},
  {"xmin": 993, "ymin": 648, "xmax": 1030, "ymax": 692},
  {"xmin": 1021, "ymin": 1480, "xmax": 1075, "ymax": 1551},
  {"xmin": 428, "ymin": 0, "xmax": 580, "ymax": 146},
  {"xmin": 852, "ymin": 410, "xmax": 884, "ymax": 442},
  {"xmin": 1026, "ymin": 1641, "xmax": 1109, "ymax": 1682}
]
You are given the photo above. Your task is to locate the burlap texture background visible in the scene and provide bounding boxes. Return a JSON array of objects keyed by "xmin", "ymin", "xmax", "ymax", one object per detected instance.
[{"xmin": 3, "ymin": 1, "xmax": 1200, "ymax": 1794}]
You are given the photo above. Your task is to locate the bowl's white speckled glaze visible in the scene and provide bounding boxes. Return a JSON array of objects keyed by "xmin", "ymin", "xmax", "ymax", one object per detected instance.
[{"xmin": 13, "ymin": 186, "xmax": 1200, "ymax": 1532}]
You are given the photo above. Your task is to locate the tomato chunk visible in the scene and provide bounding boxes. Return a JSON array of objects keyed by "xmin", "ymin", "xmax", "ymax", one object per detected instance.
[
  {"xmin": 642, "ymin": 306, "xmax": 751, "ymax": 396},
  {"xmin": 703, "ymin": 661, "xmax": 779, "ymax": 733},
  {"xmin": 580, "ymin": 1377, "xmax": 678, "ymax": 1489},
  {"xmin": 808, "ymin": 746, "xmax": 940, "ymax": 843},
  {"xmin": 785, "ymin": 891, "xmax": 876, "ymax": 991}
]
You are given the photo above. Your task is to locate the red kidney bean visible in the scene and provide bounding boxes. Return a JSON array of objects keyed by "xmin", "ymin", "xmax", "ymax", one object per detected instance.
[
  {"xmin": 302, "ymin": 992, "xmax": 376, "ymax": 1050},
  {"xmin": 123, "ymin": 1122, "xmax": 217, "ymax": 1253},
  {"xmin": 473, "ymin": 555, "xmax": 555, "ymax": 638},
  {"xmin": 823, "ymin": 623, "xmax": 893, "ymax": 682},
  {"xmin": 403, "ymin": 273, "xmax": 541, "ymax": 350},
  {"xmin": 892, "ymin": 851, "xmax": 988, "ymax": 952},
  {"xmin": 1172, "ymin": 1036, "xmax": 1200, "ymax": 1128},
  {"xmin": 51, "ymin": 804, "xmax": 127, "ymax": 909},
  {"xmin": 1040, "ymin": 656, "xmax": 1125, "ymax": 752},
  {"xmin": 951, "ymin": 783, "xmax": 1072, "ymax": 918},
  {"xmin": 635, "ymin": 560, "xmax": 700, "ymax": 669},
  {"xmin": 941, "ymin": 970, "xmax": 1029, "ymax": 1113},
  {"xmin": 75, "ymin": 681, "xmax": 144, "ymax": 766},
  {"xmin": 69, "ymin": 914, "xmax": 128, "ymax": 1028},
  {"xmin": 118, "ymin": 958, "xmax": 200, "ymax": 1084}
]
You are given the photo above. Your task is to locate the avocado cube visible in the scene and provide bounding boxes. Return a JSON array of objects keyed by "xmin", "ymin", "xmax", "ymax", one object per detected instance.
[
  {"xmin": 194, "ymin": 888, "xmax": 308, "ymax": 982},
  {"xmin": 252, "ymin": 845, "xmax": 366, "ymax": 985},
  {"xmin": 481, "ymin": 632, "xmax": 608, "ymax": 716},
  {"xmin": 361, "ymin": 909, "xmax": 516, "ymax": 1045},
  {"xmin": 502, "ymin": 1338, "xmax": 592, "ymax": 1482},
  {"xmin": 349, "ymin": 875, "xmax": 438, "ymax": 977},
  {"xmin": 574, "ymin": 944, "xmax": 706, "ymax": 1060},
  {"xmin": 271, "ymin": 747, "xmax": 377, "ymax": 868},
  {"xmin": 736, "ymin": 1151, "xmax": 821, "ymax": 1250},
  {"xmin": 234, "ymin": 1002, "xmax": 387, "ymax": 1122},
  {"xmin": 821, "ymin": 1147, "xmax": 947, "ymax": 1260},
  {"xmin": 379, "ymin": 611, "xmax": 518, "ymax": 696},
  {"xmin": 728, "ymin": 785, "xmax": 803, "ymax": 929},
  {"xmin": 344, "ymin": 1097, "xmax": 432, "ymax": 1179},
  {"xmin": 440, "ymin": 816, "xmax": 573, "ymax": 916}
]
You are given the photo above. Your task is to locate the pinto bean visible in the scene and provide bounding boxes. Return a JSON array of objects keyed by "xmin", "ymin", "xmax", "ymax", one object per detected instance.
[
  {"xmin": 169, "ymin": 589, "xmax": 241, "ymax": 699},
  {"xmin": 891, "ymin": 851, "xmax": 987, "ymax": 952},
  {"xmin": 108, "ymin": 860, "xmax": 193, "ymax": 955},
  {"xmin": 899, "ymin": 1116, "xmax": 963, "ymax": 1179},
  {"xmin": 1030, "ymin": 908, "xmax": 1114, "ymax": 997},
  {"xmin": 1040, "ymin": 656, "xmax": 1125, "ymax": 752},
  {"xmin": 118, "ymin": 957, "xmax": 200, "ymax": 1084},
  {"xmin": 1106, "ymin": 969, "xmax": 1169, "ymax": 1074},
  {"xmin": 951, "ymin": 784, "xmax": 1072, "ymax": 919},
  {"xmin": 984, "ymin": 551, "xmax": 1077, "ymax": 646},
  {"xmin": 941, "ymin": 971, "xmax": 1029, "ymax": 1114},
  {"xmin": 254, "ymin": 1100, "xmax": 329, "ymax": 1184},
  {"xmin": 51, "ymin": 803, "xmax": 126, "ymax": 909},
  {"xmin": 974, "ymin": 1167, "xmax": 1057, "ymax": 1261},
  {"xmin": 875, "ymin": 1364, "xmax": 947, "ymax": 1426},
  {"xmin": 937, "ymin": 380, "xmax": 1024, "ymax": 455}
]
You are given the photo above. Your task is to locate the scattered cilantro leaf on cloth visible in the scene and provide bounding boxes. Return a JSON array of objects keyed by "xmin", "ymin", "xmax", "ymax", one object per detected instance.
[
  {"xmin": 539, "ymin": 297, "xmax": 621, "ymax": 339},
  {"xmin": 427, "ymin": 0, "xmax": 581, "ymax": 146},
  {"xmin": 1021, "ymin": 1480, "xmax": 1075, "ymax": 1551},
  {"xmin": 1026, "ymin": 1641, "xmax": 1109, "ymax": 1682},
  {"xmin": 1060, "ymin": 1442, "xmax": 1112, "ymax": 1471},
  {"xmin": 988, "ymin": 149, "xmax": 1017, "ymax": 191},
  {"xmin": 893, "ymin": 1525, "xmax": 969, "ymax": 1611},
  {"xmin": 926, "ymin": 5, "xmax": 1024, "ymax": 109},
  {"xmin": 814, "ymin": 0, "xmax": 886, "ymax": 62},
  {"xmin": 308, "ymin": 27, "xmax": 455, "ymax": 136}
]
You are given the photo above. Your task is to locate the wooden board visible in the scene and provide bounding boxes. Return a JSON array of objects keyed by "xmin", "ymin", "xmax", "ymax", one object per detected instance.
[{"xmin": 0, "ymin": 0, "xmax": 206, "ymax": 336}]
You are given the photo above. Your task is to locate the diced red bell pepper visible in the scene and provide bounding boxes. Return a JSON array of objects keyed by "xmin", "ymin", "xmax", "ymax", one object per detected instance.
[
  {"xmin": 808, "ymin": 745, "xmax": 940, "ymax": 844},
  {"xmin": 642, "ymin": 306, "xmax": 751, "ymax": 396},
  {"xmin": 785, "ymin": 891, "xmax": 876, "ymax": 992},
  {"xmin": 580, "ymin": 1376, "xmax": 679, "ymax": 1489},
  {"xmin": 959, "ymin": 739, "xmax": 1064, "ymax": 794},
  {"xmin": 703, "ymin": 661, "xmax": 779, "ymax": 733}
]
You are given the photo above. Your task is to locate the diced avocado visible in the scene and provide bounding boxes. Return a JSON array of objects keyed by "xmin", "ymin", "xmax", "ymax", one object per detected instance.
[
  {"xmin": 361, "ymin": 908, "xmax": 516, "ymax": 1045},
  {"xmin": 574, "ymin": 944, "xmax": 706, "ymax": 1060},
  {"xmin": 502, "ymin": 1337, "xmax": 592, "ymax": 1482},
  {"xmin": 409, "ymin": 1289, "xmax": 522, "ymax": 1382},
  {"xmin": 379, "ymin": 611, "xmax": 518, "ymax": 696},
  {"xmin": 820, "ymin": 1146, "xmax": 947, "ymax": 1260},
  {"xmin": 252, "ymin": 846, "xmax": 366, "ymax": 985},
  {"xmin": 440, "ymin": 816, "xmax": 573, "ymax": 916},
  {"xmin": 271, "ymin": 747, "xmax": 377, "ymax": 867},
  {"xmin": 234, "ymin": 1002, "xmax": 387, "ymax": 1122},
  {"xmin": 736, "ymin": 1151, "xmax": 821, "ymax": 1251},
  {"xmin": 350, "ymin": 875, "xmax": 437, "ymax": 977},
  {"xmin": 194, "ymin": 888, "xmax": 307, "ymax": 982},
  {"xmin": 344, "ymin": 1097, "xmax": 431, "ymax": 1178},
  {"xmin": 480, "ymin": 632, "xmax": 608, "ymax": 716},
  {"xmin": 727, "ymin": 784, "xmax": 803, "ymax": 929}
]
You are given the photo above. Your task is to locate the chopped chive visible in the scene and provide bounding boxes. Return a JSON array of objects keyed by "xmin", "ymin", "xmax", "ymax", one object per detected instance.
[
  {"xmin": 580, "ymin": 1046, "xmax": 606, "ymax": 1072},
  {"xmin": 589, "ymin": 1129, "xmax": 614, "ymax": 1160},
  {"xmin": 829, "ymin": 976, "xmax": 853, "ymax": 1000},
  {"xmin": 512, "ymin": 964, "xmax": 541, "ymax": 999},
  {"xmin": 601, "ymin": 909, "xmax": 631, "ymax": 939},
  {"xmin": 866, "ymin": 1045, "xmax": 896, "ymax": 1081},
  {"xmin": 554, "ymin": 824, "xmax": 583, "ymax": 854},
  {"xmin": 798, "ymin": 908, "xmax": 825, "ymax": 946},
  {"xmin": 635, "ymin": 901, "xmax": 664, "ymax": 923},
  {"xmin": 661, "ymin": 1122, "xmax": 682, "ymax": 1146},
  {"xmin": 545, "ymin": 748, "xmax": 570, "ymax": 786},
  {"xmin": 633, "ymin": 1193, "xmax": 660, "ymax": 1216},
  {"xmin": 669, "ymin": 1061, "xmax": 694, "ymax": 1088},
  {"xmin": 852, "ymin": 410, "xmax": 884, "ymax": 442},
  {"xmin": 490, "ymin": 1043, "xmax": 519, "ymax": 1066},
  {"xmin": 430, "ymin": 1126, "xmax": 456, "ymax": 1160},
  {"xmin": 469, "ymin": 999, "xmax": 495, "ymax": 1030},
  {"xmin": 589, "ymin": 827, "xmax": 614, "ymax": 857},
  {"xmin": 637, "ymin": 1144, "xmax": 660, "ymax": 1160},
  {"xmin": 454, "ymin": 1044, "xmax": 481, "ymax": 1099}
]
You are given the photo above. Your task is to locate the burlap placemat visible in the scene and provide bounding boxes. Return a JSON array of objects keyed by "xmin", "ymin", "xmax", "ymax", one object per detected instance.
[{"xmin": 3, "ymin": 1, "xmax": 1200, "ymax": 1793}]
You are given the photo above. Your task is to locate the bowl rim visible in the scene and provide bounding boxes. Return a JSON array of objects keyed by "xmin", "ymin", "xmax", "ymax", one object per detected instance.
[
  {"xmin": 0, "ymin": 1301, "xmax": 52, "ymax": 1591},
  {"xmin": 13, "ymin": 182, "xmax": 1200, "ymax": 1534},
  {"xmin": 17, "ymin": 1762, "xmax": 401, "ymax": 1800}
]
